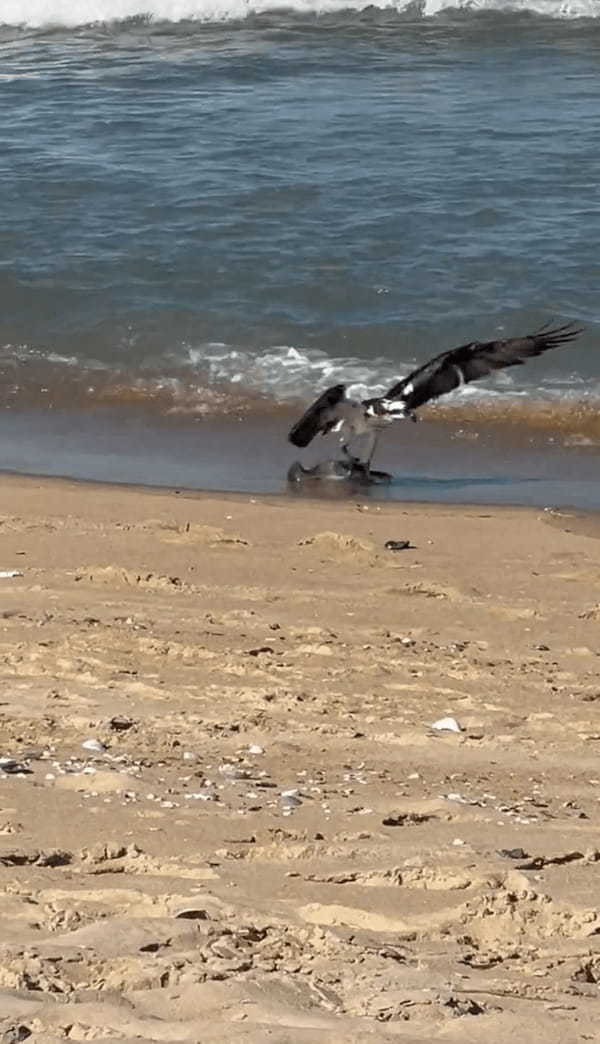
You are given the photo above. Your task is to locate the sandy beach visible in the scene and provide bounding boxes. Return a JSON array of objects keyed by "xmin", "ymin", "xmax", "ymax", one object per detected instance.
[{"xmin": 0, "ymin": 475, "xmax": 598, "ymax": 1041}]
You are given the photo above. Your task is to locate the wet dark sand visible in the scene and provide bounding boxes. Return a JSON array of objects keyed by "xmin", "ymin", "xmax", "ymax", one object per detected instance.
[{"xmin": 0, "ymin": 405, "xmax": 598, "ymax": 509}]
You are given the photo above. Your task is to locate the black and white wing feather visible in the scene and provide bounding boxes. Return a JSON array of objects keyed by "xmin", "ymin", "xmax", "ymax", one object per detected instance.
[
  {"xmin": 287, "ymin": 324, "xmax": 583, "ymax": 450},
  {"xmin": 384, "ymin": 323, "xmax": 582, "ymax": 412},
  {"xmin": 288, "ymin": 383, "xmax": 347, "ymax": 448}
]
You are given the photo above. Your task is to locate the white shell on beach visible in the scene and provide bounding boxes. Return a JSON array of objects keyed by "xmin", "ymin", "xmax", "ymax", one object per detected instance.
[
  {"xmin": 218, "ymin": 763, "xmax": 251, "ymax": 780},
  {"xmin": 431, "ymin": 716, "xmax": 463, "ymax": 733},
  {"xmin": 0, "ymin": 570, "xmax": 23, "ymax": 579},
  {"xmin": 280, "ymin": 788, "xmax": 302, "ymax": 811},
  {"xmin": 185, "ymin": 788, "xmax": 219, "ymax": 802},
  {"xmin": 444, "ymin": 792, "xmax": 483, "ymax": 806},
  {"xmin": 81, "ymin": 739, "xmax": 107, "ymax": 753},
  {"xmin": 247, "ymin": 744, "xmax": 264, "ymax": 755}
]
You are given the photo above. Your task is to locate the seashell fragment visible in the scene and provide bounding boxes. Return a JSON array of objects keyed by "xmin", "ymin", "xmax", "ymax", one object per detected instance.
[{"xmin": 431, "ymin": 716, "xmax": 463, "ymax": 733}]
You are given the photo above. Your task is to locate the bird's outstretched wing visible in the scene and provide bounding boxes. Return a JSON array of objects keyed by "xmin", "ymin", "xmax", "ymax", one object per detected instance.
[
  {"xmin": 288, "ymin": 384, "xmax": 347, "ymax": 448},
  {"xmin": 384, "ymin": 323, "xmax": 583, "ymax": 412}
]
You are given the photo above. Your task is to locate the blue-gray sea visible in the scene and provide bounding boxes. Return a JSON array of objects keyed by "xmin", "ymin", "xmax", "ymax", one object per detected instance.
[{"xmin": 1, "ymin": 2, "xmax": 599, "ymax": 504}]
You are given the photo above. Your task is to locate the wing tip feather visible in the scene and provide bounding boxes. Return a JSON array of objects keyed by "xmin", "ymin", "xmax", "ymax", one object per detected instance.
[{"xmin": 533, "ymin": 321, "xmax": 584, "ymax": 346}]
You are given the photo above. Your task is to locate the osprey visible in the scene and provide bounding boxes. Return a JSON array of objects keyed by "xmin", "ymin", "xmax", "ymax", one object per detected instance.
[{"xmin": 288, "ymin": 324, "xmax": 582, "ymax": 480}]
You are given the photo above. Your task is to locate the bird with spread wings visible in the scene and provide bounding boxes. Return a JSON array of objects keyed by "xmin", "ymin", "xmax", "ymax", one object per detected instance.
[{"xmin": 288, "ymin": 324, "xmax": 582, "ymax": 480}]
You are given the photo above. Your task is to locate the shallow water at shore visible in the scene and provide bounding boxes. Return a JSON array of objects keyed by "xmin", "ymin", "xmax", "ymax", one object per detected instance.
[{"xmin": 2, "ymin": 405, "xmax": 598, "ymax": 508}]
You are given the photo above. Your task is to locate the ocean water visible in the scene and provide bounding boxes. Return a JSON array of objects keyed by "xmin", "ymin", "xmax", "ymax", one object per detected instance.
[{"xmin": 1, "ymin": 1, "xmax": 600, "ymax": 503}]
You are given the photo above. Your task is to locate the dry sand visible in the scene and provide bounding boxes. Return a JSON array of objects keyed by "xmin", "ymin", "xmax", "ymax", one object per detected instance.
[{"xmin": 0, "ymin": 475, "xmax": 598, "ymax": 1041}]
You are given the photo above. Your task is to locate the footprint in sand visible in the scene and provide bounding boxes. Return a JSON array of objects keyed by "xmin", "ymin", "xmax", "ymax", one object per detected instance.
[{"xmin": 156, "ymin": 522, "xmax": 249, "ymax": 547}]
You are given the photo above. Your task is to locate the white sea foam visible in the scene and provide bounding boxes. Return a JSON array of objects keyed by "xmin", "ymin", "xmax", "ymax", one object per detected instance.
[
  {"xmin": 185, "ymin": 341, "xmax": 590, "ymax": 408},
  {"xmin": 1, "ymin": 339, "xmax": 596, "ymax": 416},
  {"xmin": 188, "ymin": 342, "xmax": 404, "ymax": 402},
  {"xmin": 3, "ymin": 0, "xmax": 599, "ymax": 27}
]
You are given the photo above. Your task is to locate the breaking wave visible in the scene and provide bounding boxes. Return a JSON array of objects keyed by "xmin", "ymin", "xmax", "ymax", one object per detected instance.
[
  {"xmin": 3, "ymin": 0, "xmax": 600, "ymax": 27},
  {"xmin": 2, "ymin": 341, "xmax": 600, "ymax": 444}
]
